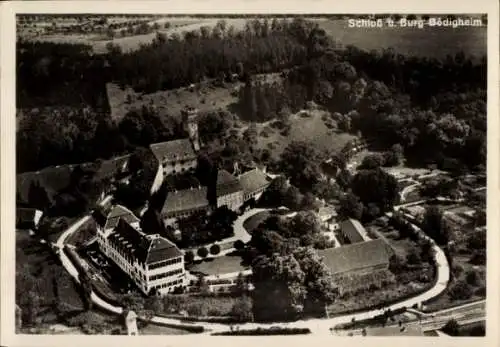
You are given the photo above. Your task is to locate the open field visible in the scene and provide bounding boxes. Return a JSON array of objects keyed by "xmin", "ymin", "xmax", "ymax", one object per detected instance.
[
  {"xmin": 254, "ymin": 110, "xmax": 356, "ymax": 160},
  {"xmin": 316, "ymin": 19, "xmax": 487, "ymax": 58},
  {"xmin": 189, "ymin": 255, "xmax": 247, "ymax": 276},
  {"xmin": 106, "ymin": 81, "xmax": 240, "ymax": 123}
]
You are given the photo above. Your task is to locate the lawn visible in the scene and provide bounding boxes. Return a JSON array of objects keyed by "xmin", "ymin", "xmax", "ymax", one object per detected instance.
[
  {"xmin": 242, "ymin": 211, "xmax": 271, "ymax": 233},
  {"xmin": 189, "ymin": 255, "xmax": 247, "ymax": 276},
  {"xmin": 317, "ymin": 19, "xmax": 486, "ymax": 59},
  {"xmin": 255, "ymin": 110, "xmax": 356, "ymax": 160}
]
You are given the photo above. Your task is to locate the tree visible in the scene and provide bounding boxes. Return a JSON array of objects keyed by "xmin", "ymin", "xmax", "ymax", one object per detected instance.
[
  {"xmin": 389, "ymin": 254, "xmax": 406, "ymax": 274},
  {"xmin": 251, "ymin": 253, "xmax": 306, "ymax": 321},
  {"xmin": 448, "ymin": 280, "xmax": 473, "ymax": 300},
  {"xmin": 406, "ymin": 249, "xmax": 422, "ymax": 265},
  {"xmin": 421, "ymin": 206, "xmax": 450, "ymax": 246},
  {"xmin": 197, "ymin": 247, "xmax": 209, "ymax": 258},
  {"xmin": 210, "ymin": 244, "xmax": 221, "ymax": 255},
  {"xmin": 234, "ymin": 240, "xmax": 245, "ymax": 250},
  {"xmin": 338, "ymin": 192, "xmax": 364, "ymax": 221},
  {"xmin": 230, "ymin": 296, "xmax": 253, "ymax": 322},
  {"xmin": 197, "ymin": 275, "xmax": 210, "ymax": 294},
  {"xmin": 442, "ymin": 319, "xmax": 460, "ymax": 336},
  {"xmin": 465, "ymin": 270, "xmax": 481, "ymax": 286},
  {"xmin": 279, "ymin": 142, "xmax": 323, "ymax": 193},
  {"xmin": 234, "ymin": 272, "xmax": 249, "ymax": 295},
  {"xmin": 351, "ymin": 168, "xmax": 399, "ymax": 213},
  {"xmin": 184, "ymin": 251, "xmax": 195, "ymax": 264}
]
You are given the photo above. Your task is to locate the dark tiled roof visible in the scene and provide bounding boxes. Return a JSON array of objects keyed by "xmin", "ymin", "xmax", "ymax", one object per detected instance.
[
  {"xmin": 161, "ymin": 187, "xmax": 209, "ymax": 216},
  {"xmin": 239, "ymin": 168, "xmax": 271, "ymax": 195},
  {"xmin": 317, "ymin": 239, "xmax": 391, "ymax": 275},
  {"xmin": 95, "ymin": 155, "xmax": 130, "ymax": 181},
  {"xmin": 216, "ymin": 170, "xmax": 242, "ymax": 197},
  {"xmin": 109, "ymin": 218, "xmax": 183, "ymax": 265},
  {"xmin": 339, "ymin": 219, "xmax": 366, "ymax": 244},
  {"xmin": 16, "ymin": 165, "xmax": 74, "ymax": 204},
  {"xmin": 150, "ymin": 139, "xmax": 196, "ymax": 163},
  {"xmin": 95, "ymin": 205, "xmax": 139, "ymax": 229}
]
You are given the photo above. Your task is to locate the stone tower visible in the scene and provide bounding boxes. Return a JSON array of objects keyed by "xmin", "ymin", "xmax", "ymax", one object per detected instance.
[{"xmin": 182, "ymin": 107, "xmax": 200, "ymax": 151}]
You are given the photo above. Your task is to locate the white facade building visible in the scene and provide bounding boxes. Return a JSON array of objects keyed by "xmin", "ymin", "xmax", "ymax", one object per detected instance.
[{"xmin": 94, "ymin": 205, "xmax": 186, "ymax": 295}]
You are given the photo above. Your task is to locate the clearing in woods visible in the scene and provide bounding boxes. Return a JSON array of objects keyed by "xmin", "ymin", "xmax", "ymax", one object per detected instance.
[{"xmin": 252, "ymin": 110, "xmax": 356, "ymax": 160}]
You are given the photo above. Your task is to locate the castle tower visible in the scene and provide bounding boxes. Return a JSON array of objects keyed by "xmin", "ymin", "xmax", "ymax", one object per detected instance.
[{"xmin": 182, "ymin": 107, "xmax": 200, "ymax": 151}]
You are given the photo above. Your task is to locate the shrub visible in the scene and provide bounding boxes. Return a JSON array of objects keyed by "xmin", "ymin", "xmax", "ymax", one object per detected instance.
[
  {"xmin": 448, "ymin": 280, "xmax": 473, "ymax": 301},
  {"xmin": 465, "ymin": 270, "xmax": 481, "ymax": 286},
  {"xmin": 442, "ymin": 319, "xmax": 460, "ymax": 336},
  {"xmin": 197, "ymin": 247, "xmax": 208, "ymax": 258},
  {"xmin": 234, "ymin": 240, "xmax": 245, "ymax": 250},
  {"xmin": 210, "ymin": 244, "xmax": 221, "ymax": 255},
  {"xmin": 451, "ymin": 264, "xmax": 464, "ymax": 278}
]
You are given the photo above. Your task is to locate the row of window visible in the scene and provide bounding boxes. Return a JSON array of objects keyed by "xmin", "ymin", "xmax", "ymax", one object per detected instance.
[
  {"xmin": 166, "ymin": 207, "xmax": 207, "ymax": 220},
  {"xmin": 148, "ymin": 256, "xmax": 182, "ymax": 270},
  {"xmin": 149, "ymin": 268, "xmax": 183, "ymax": 281},
  {"xmin": 162, "ymin": 159, "xmax": 196, "ymax": 166},
  {"xmin": 154, "ymin": 278, "xmax": 183, "ymax": 290}
]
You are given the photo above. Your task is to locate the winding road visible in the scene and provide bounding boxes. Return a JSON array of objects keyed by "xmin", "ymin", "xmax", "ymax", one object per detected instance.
[{"xmin": 53, "ymin": 192, "xmax": 452, "ymax": 335}]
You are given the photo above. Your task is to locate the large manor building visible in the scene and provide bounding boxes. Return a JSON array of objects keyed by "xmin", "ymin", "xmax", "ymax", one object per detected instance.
[
  {"xmin": 94, "ymin": 205, "xmax": 186, "ymax": 295},
  {"xmin": 150, "ymin": 107, "xmax": 201, "ymax": 194}
]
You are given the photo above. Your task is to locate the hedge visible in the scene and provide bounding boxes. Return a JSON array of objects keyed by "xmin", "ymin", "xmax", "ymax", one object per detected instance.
[
  {"xmin": 212, "ymin": 327, "xmax": 311, "ymax": 336},
  {"xmin": 146, "ymin": 320, "xmax": 204, "ymax": 333}
]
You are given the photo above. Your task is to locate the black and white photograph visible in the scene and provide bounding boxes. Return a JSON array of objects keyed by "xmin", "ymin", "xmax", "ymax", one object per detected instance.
[{"xmin": 1, "ymin": 1, "xmax": 498, "ymax": 345}]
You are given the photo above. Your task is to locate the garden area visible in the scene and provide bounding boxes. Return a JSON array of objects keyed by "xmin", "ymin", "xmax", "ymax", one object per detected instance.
[
  {"xmin": 15, "ymin": 231, "xmax": 126, "ymax": 334},
  {"xmin": 188, "ymin": 255, "xmax": 248, "ymax": 277}
]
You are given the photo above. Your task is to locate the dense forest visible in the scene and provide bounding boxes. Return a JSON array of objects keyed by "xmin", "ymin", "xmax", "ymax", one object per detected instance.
[{"xmin": 17, "ymin": 17, "xmax": 486, "ymax": 176}]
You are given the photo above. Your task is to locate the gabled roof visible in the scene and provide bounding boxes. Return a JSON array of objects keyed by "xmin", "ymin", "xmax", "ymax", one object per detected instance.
[
  {"xmin": 317, "ymin": 239, "xmax": 391, "ymax": 275},
  {"xmin": 95, "ymin": 155, "xmax": 130, "ymax": 181},
  {"xmin": 94, "ymin": 204, "xmax": 139, "ymax": 230},
  {"xmin": 216, "ymin": 169, "xmax": 242, "ymax": 197},
  {"xmin": 149, "ymin": 139, "xmax": 196, "ymax": 163},
  {"xmin": 161, "ymin": 187, "xmax": 209, "ymax": 216},
  {"xmin": 339, "ymin": 219, "xmax": 366, "ymax": 244},
  {"xmin": 238, "ymin": 168, "xmax": 271, "ymax": 195},
  {"xmin": 108, "ymin": 218, "xmax": 183, "ymax": 265}
]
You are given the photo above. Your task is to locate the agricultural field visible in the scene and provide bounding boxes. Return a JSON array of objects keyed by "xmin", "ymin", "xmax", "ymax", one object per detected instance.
[
  {"xmin": 316, "ymin": 19, "xmax": 487, "ymax": 59},
  {"xmin": 94, "ymin": 17, "xmax": 248, "ymax": 53}
]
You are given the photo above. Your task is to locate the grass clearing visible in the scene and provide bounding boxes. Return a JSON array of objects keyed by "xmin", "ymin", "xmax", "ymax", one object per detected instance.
[
  {"xmin": 106, "ymin": 81, "xmax": 240, "ymax": 123},
  {"xmin": 242, "ymin": 211, "xmax": 271, "ymax": 233},
  {"xmin": 255, "ymin": 110, "xmax": 356, "ymax": 160},
  {"xmin": 189, "ymin": 255, "xmax": 247, "ymax": 276},
  {"xmin": 317, "ymin": 19, "xmax": 486, "ymax": 59}
]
